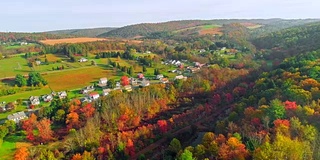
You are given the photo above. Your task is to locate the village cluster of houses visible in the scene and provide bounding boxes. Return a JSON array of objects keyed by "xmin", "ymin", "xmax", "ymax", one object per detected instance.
[{"xmin": 29, "ymin": 91, "xmax": 67, "ymax": 106}]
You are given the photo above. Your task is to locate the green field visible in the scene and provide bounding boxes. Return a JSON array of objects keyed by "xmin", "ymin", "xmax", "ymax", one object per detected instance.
[
  {"xmin": 3, "ymin": 43, "xmax": 36, "ymax": 50},
  {"xmin": 0, "ymin": 141, "xmax": 15, "ymax": 160}
]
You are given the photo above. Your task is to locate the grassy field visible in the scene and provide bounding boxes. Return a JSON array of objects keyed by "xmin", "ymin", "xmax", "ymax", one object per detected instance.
[
  {"xmin": 4, "ymin": 43, "xmax": 36, "ymax": 50},
  {"xmin": 0, "ymin": 87, "xmax": 52, "ymax": 103},
  {"xmin": 44, "ymin": 67, "xmax": 115, "ymax": 91},
  {"xmin": 0, "ymin": 141, "xmax": 15, "ymax": 160},
  {"xmin": 0, "ymin": 56, "xmax": 31, "ymax": 78}
]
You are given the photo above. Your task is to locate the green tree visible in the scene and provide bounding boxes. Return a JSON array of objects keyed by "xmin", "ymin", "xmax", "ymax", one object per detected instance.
[
  {"xmin": 15, "ymin": 74, "xmax": 27, "ymax": 87},
  {"xmin": 54, "ymin": 109, "xmax": 66, "ymax": 123},
  {"xmin": 142, "ymin": 65, "xmax": 147, "ymax": 73},
  {"xmin": 168, "ymin": 138, "xmax": 182, "ymax": 155},
  {"xmin": 267, "ymin": 99, "xmax": 286, "ymax": 122},
  {"xmin": 179, "ymin": 149, "xmax": 194, "ymax": 160},
  {"xmin": 107, "ymin": 79, "xmax": 116, "ymax": 89}
]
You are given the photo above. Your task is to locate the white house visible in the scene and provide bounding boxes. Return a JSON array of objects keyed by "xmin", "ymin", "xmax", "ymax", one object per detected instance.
[
  {"xmin": 80, "ymin": 85, "xmax": 95, "ymax": 94},
  {"xmin": 29, "ymin": 96, "xmax": 40, "ymax": 105},
  {"xmin": 123, "ymin": 85, "xmax": 132, "ymax": 92},
  {"xmin": 42, "ymin": 94, "xmax": 53, "ymax": 102},
  {"xmin": 99, "ymin": 77, "xmax": 108, "ymax": 87},
  {"xmin": 175, "ymin": 75, "xmax": 187, "ymax": 81},
  {"xmin": 89, "ymin": 92, "xmax": 100, "ymax": 100},
  {"xmin": 155, "ymin": 74, "xmax": 164, "ymax": 80},
  {"xmin": 140, "ymin": 80, "xmax": 150, "ymax": 87},
  {"xmin": 58, "ymin": 91, "xmax": 67, "ymax": 99},
  {"xmin": 7, "ymin": 111, "xmax": 27, "ymax": 123},
  {"xmin": 102, "ymin": 89, "xmax": 112, "ymax": 96},
  {"xmin": 78, "ymin": 57, "xmax": 88, "ymax": 62}
]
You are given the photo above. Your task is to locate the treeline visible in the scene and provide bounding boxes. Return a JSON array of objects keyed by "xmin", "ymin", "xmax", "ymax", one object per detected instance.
[
  {"xmin": 0, "ymin": 32, "xmax": 75, "ymax": 43},
  {"xmin": 252, "ymin": 22, "xmax": 320, "ymax": 52}
]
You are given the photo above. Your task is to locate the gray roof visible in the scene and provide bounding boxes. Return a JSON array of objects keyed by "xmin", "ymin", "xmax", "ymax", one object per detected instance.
[{"xmin": 7, "ymin": 111, "xmax": 27, "ymax": 123}]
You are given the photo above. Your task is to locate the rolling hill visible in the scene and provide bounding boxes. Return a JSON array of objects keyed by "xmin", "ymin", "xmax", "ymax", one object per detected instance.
[
  {"xmin": 45, "ymin": 27, "xmax": 116, "ymax": 37},
  {"xmin": 98, "ymin": 19, "xmax": 320, "ymax": 38}
]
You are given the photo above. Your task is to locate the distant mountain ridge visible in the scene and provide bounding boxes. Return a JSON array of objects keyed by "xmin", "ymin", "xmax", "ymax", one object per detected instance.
[
  {"xmin": 45, "ymin": 27, "xmax": 116, "ymax": 37},
  {"xmin": 40, "ymin": 19, "xmax": 320, "ymax": 39}
]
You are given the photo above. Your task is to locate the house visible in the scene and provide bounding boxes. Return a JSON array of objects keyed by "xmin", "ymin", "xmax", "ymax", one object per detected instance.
[
  {"xmin": 58, "ymin": 91, "xmax": 67, "ymax": 99},
  {"xmin": 199, "ymin": 49, "xmax": 206, "ymax": 53},
  {"xmin": 130, "ymin": 78, "xmax": 138, "ymax": 85},
  {"xmin": 98, "ymin": 77, "xmax": 108, "ymax": 87},
  {"xmin": 140, "ymin": 80, "xmax": 150, "ymax": 87},
  {"xmin": 35, "ymin": 60, "xmax": 41, "ymax": 66},
  {"xmin": 29, "ymin": 96, "xmax": 40, "ymax": 105},
  {"xmin": 80, "ymin": 85, "xmax": 95, "ymax": 94},
  {"xmin": 78, "ymin": 57, "xmax": 88, "ymax": 62},
  {"xmin": 89, "ymin": 92, "xmax": 100, "ymax": 100},
  {"xmin": 7, "ymin": 111, "xmax": 27, "ymax": 123},
  {"xmin": 137, "ymin": 73, "xmax": 144, "ymax": 79},
  {"xmin": 103, "ymin": 89, "xmax": 112, "ymax": 96},
  {"xmin": 155, "ymin": 74, "xmax": 164, "ymax": 80},
  {"xmin": 194, "ymin": 62, "xmax": 205, "ymax": 68},
  {"xmin": 114, "ymin": 82, "xmax": 121, "ymax": 90},
  {"xmin": 175, "ymin": 75, "xmax": 187, "ymax": 81},
  {"xmin": 123, "ymin": 85, "xmax": 132, "ymax": 92},
  {"xmin": 80, "ymin": 97, "xmax": 91, "ymax": 103},
  {"xmin": 0, "ymin": 103, "xmax": 6, "ymax": 113},
  {"xmin": 188, "ymin": 67, "xmax": 200, "ymax": 73},
  {"xmin": 42, "ymin": 94, "xmax": 53, "ymax": 102},
  {"xmin": 161, "ymin": 78, "xmax": 169, "ymax": 84}
]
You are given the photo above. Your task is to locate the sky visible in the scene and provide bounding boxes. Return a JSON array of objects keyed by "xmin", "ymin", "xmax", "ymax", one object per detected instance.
[{"xmin": 0, "ymin": 0, "xmax": 319, "ymax": 32}]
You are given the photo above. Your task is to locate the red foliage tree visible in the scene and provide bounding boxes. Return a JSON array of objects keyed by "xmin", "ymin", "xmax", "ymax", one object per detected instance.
[
  {"xmin": 125, "ymin": 139, "xmax": 135, "ymax": 157},
  {"xmin": 36, "ymin": 118, "xmax": 53, "ymax": 143},
  {"xmin": 121, "ymin": 76, "xmax": 130, "ymax": 86},
  {"xmin": 225, "ymin": 93, "xmax": 234, "ymax": 104},
  {"xmin": 212, "ymin": 94, "xmax": 221, "ymax": 105},
  {"xmin": 157, "ymin": 120, "xmax": 168, "ymax": 133},
  {"xmin": 80, "ymin": 103, "xmax": 95, "ymax": 118},
  {"xmin": 284, "ymin": 100, "xmax": 297, "ymax": 110},
  {"xmin": 66, "ymin": 112, "xmax": 80, "ymax": 130},
  {"xmin": 273, "ymin": 119, "xmax": 290, "ymax": 128},
  {"xmin": 22, "ymin": 113, "xmax": 37, "ymax": 142}
]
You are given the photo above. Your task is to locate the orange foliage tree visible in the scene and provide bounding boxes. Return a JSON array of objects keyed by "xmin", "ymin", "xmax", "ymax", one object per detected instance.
[{"xmin": 14, "ymin": 147, "xmax": 29, "ymax": 160}]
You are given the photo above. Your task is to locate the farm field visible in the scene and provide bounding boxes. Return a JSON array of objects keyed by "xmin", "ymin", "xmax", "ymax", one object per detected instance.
[
  {"xmin": 4, "ymin": 43, "xmax": 37, "ymax": 50},
  {"xmin": 199, "ymin": 27, "xmax": 223, "ymax": 35},
  {"xmin": 39, "ymin": 37, "xmax": 108, "ymax": 45},
  {"xmin": 0, "ymin": 56, "xmax": 31, "ymax": 78},
  {"xmin": 43, "ymin": 66, "xmax": 115, "ymax": 91}
]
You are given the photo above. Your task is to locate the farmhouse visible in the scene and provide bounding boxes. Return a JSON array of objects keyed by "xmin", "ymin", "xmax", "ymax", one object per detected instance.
[
  {"xmin": 103, "ymin": 89, "xmax": 112, "ymax": 96},
  {"xmin": 58, "ymin": 91, "xmax": 67, "ymax": 99},
  {"xmin": 78, "ymin": 57, "xmax": 88, "ymax": 62},
  {"xmin": 89, "ymin": 92, "xmax": 100, "ymax": 100},
  {"xmin": 175, "ymin": 75, "xmax": 187, "ymax": 81},
  {"xmin": 80, "ymin": 85, "xmax": 95, "ymax": 94},
  {"xmin": 140, "ymin": 80, "xmax": 150, "ymax": 87},
  {"xmin": 7, "ymin": 111, "xmax": 27, "ymax": 123},
  {"xmin": 98, "ymin": 77, "xmax": 108, "ymax": 87},
  {"xmin": 161, "ymin": 78, "xmax": 169, "ymax": 84},
  {"xmin": 137, "ymin": 73, "xmax": 144, "ymax": 79},
  {"xmin": 114, "ymin": 82, "xmax": 121, "ymax": 90},
  {"xmin": 29, "ymin": 96, "xmax": 40, "ymax": 105},
  {"xmin": 123, "ymin": 85, "xmax": 133, "ymax": 92},
  {"xmin": 155, "ymin": 74, "xmax": 164, "ymax": 80},
  {"xmin": 42, "ymin": 94, "xmax": 53, "ymax": 102},
  {"xmin": 35, "ymin": 60, "xmax": 41, "ymax": 66},
  {"xmin": 0, "ymin": 104, "xmax": 6, "ymax": 113},
  {"xmin": 130, "ymin": 78, "xmax": 138, "ymax": 85},
  {"xmin": 80, "ymin": 97, "xmax": 91, "ymax": 103}
]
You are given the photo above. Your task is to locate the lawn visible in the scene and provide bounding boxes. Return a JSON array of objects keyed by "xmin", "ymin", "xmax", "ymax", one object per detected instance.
[
  {"xmin": 201, "ymin": 24, "xmax": 221, "ymax": 29},
  {"xmin": 0, "ymin": 56, "xmax": 31, "ymax": 78},
  {"xmin": 4, "ymin": 43, "xmax": 36, "ymax": 50},
  {"xmin": 0, "ymin": 141, "xmax": 15, "ymax": 160},
  {"xmin": 44, "ymin": 66, "xmax": 116, "ymax": 91},
  {"xmin": 0, "ymin": 87, "xmax": 52, "ymax": 103}
]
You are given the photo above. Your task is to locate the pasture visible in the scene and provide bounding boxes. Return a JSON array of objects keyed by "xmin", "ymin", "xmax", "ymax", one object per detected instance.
[
  {"xmin": 44, "ymin": 67, "xmax": 115, "ymax": 91},
  {"xmin": 0, "ymin": 56, "xmax": 31, "ymax": 78}
]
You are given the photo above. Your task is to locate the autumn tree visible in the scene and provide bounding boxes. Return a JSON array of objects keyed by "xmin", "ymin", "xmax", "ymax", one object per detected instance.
[
  {"xmin": 157, "ymin": 120, "xmax": 168, "ymax": 134},
  {"xmin": 14, "ymin": 147, "xmax": 29, "ymax": 160},
  {"xmin": 66, "ymin": 112, "xmax": 80, "ymax": 130},
  {"xmin": 121, "ymin": 76, "xmax": 129, "ymax": 86},
  {"xmin": 36, "ymin": 118, "xmax": 53, "ymax": 143}
]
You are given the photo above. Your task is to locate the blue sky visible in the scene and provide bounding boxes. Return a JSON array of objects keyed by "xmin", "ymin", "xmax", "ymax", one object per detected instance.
[{"xmin": 0, "ymin": 0, "xmax": 319, "ymax": 32}]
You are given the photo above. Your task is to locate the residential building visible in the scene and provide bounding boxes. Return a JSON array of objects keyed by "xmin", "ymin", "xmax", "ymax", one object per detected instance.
[
  {"xmin": 140, "ymin": 80, "xmax": 150, "ymax": 87},
  {"xmin": 123, "ymin": 85, "xmax": 132, "ymax": 92},
  {"xmin": 137, "ymin": 73, "xmax": 144, "ymax": 79},
  {"xmin": 89, "ymin": 92, "xmax": 100, "ymax": 100},
  {"xmin": 7, "ymin": 111, "xmax": 27, "ymax": 123},
  {"xmin": 29, "ymin": 96, "xmax": 40, "ymax": 105},
  {"xmin": 58, "ymin": 91, "xmax": 67, "ymax": 99},
  {"xmin": 155, "ymin": 74, "xmax": 164, "ymax": 80},
  {"xmin": 42, "ymin": 94, "xmax": 53, "ymax": 102},
  {"xmin": 78, "ymin": 57, "xmax": 88, "ymax": 62},
  {"xmin": 103, "ymin": 89, "xmax": 112, "ymax": 96},
  {"xmin": 175, "ymin": 75, "xmax": 187, "ymax": 81},
  {"xmin": 80, "ymin": 85, "xmax": 95, "ymax": 94},
  {"xmin": 161, "ymin": 78, "xmax": 169, "ymax": 84},
  {"xmin": 98, "ymin": 77, "xmax": 108, "ymax": 87}
]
